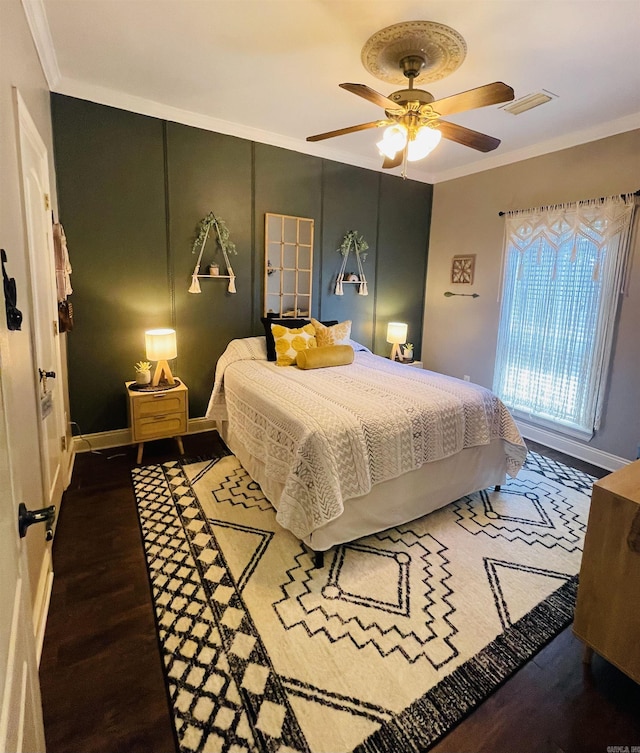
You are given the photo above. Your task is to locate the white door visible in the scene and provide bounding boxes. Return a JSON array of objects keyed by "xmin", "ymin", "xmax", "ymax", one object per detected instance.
[
  {"xmin": 0, "ymin": 367, "xmax": 46, "ymax": 752},
  {"xmin": 15, "ymin": 91, "xmax": 65, "ymax": 513}
]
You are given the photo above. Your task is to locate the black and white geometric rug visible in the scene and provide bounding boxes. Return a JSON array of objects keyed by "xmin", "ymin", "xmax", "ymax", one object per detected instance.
[{"xmin": 131, "ymin": 451, "xmax": 594, "ymax": 753}]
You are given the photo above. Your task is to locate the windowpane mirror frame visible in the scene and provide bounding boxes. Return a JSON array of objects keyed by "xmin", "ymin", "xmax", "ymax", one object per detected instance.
[{"xmin": 264, "ymin": 213, "xmax": 314, "ymax": 318}]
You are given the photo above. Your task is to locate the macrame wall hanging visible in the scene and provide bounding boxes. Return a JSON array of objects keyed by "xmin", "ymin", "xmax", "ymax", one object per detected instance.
[
  {"xmin": 335, "ymin": 230, "xmax": 369, "ymax": 296},
  {"xmin": 189, "ymin": 212, "xmax": 237, "ymax": 294}
]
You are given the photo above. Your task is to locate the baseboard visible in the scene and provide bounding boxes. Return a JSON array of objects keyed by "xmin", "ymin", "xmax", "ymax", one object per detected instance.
[
  {"xmin": 71, "ymin": 417, "xmax": 218, "ymax": 454},
  {"xmin": 72, "ymin": 417, "xmax": 629, "ymax": 471},
  {"xmin": 516, "ymin": 421, "xmax": 629, "ymax": 472},
  {"xmin": 65, "ymin": 448, "xmax": 75, "ymax": 488},
  {"xmin": 33, "ymin": 548, "xmax": 53, "ymax": 666}
]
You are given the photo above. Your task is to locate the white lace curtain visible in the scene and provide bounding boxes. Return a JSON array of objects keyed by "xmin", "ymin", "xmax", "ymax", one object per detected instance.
[{"xmin": 494, "ymin": 193, "xmax": 637, "ymax": 435}]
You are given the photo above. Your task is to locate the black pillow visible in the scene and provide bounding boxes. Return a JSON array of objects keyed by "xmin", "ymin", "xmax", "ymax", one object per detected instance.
[{"xmin": 261, "ymin": 316, "xmax": 338, "ymax": 361}]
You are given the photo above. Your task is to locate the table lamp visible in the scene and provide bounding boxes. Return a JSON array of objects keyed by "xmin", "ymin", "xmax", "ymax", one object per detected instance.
[
  {"xmin": 386, "ymin": 322, "xmax": 407, "ymax": 361},
  {"xmin": 145, "ymin": 328, "xmax": 177, "ymax": 387}
]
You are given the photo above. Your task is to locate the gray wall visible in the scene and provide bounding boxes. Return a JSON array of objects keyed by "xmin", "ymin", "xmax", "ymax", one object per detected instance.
[
  {"xmin": 424, "ymin": 130, "xmax": 640, "ymax": 461},
  {"xmin": 51, "ymin": 94, "xmax": 432, "ymax": 432}
]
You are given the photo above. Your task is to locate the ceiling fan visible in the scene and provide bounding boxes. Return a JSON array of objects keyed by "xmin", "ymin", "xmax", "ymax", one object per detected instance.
[{"xmin": 307, "ymin": 21, "xmax": 515, "ymax": 171}]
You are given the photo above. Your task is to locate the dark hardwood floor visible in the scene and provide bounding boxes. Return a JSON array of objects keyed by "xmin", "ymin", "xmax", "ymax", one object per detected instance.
[{"xmin": 39, "ymin": 433, "xmax": 640, "ymax": 753}]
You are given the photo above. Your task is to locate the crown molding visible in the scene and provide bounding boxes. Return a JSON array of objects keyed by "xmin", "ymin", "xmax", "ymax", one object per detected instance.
[
  {"xmin": 53, "ymin": 76, "xmax": 436, "ymax": 183},
  {"xmin": 20, "ymin": 0, "xmax": 61, "ymax": 89},
  {"xmin": 49, "ymin": 75, "xmax": 640, "ymax": 187},
  {"xmin": 433, "ymin": 111, "xmax": 640, "ymax": 184}
]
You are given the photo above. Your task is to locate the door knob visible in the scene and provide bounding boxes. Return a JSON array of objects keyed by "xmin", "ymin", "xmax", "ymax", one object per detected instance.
[{"xmin": 18, "ymin": 503, "xmax": 56, "ymax": 541}]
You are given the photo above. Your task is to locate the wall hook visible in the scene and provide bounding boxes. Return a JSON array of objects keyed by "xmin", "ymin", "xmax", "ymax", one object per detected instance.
[
  {"xmin": 2, "ymin": 249, "xmax": 23, "ymax": 330},
  {"xmin": 444, "ymin": 291, "xmax": 479, "ymax": 298}
]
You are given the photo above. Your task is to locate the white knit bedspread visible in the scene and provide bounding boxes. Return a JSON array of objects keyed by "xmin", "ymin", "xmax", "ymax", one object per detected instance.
[{"xmin": 206, "ymin": 337, "xmax": 527, "ymax": 540}]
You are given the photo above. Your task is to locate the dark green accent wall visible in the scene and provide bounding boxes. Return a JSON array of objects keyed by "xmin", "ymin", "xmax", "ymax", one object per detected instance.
[
  {"xmin": 50, "ymin": 97, "xmax": 169, "ymax": 432},
  {"xmin": 375, "ymin": 175, "xmax": 432, "ymax": 354},
  {"xmin": 320, "ymin": 162, "xmax": 379, "ymax": 346},
  {"xmin": 166, "ymin": 123, "xmax": 253, "ymax": 416},
  {"xmin": 253, "ymin": 145, "xmax": 324, "ymax": 333},
  {"xmin": 51, "ymin": 94, "xmax": 432, "ymax": 434}
]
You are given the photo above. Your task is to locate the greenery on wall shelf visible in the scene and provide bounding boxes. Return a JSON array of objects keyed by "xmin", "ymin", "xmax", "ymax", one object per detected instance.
[
  {"xmin": 192, "ymin": 212, "xmax": 237, "ymax": 257},
  {"xmin": 189, "ymin": 212, "xmax": 237, "ymax": 294},
  {"xmin": 336, "ymin": 230, "xmax": 369, "ymax": 296},
  {"xmin": 338, "ymin": 229, "xmax": 368, "ymax": 261}
]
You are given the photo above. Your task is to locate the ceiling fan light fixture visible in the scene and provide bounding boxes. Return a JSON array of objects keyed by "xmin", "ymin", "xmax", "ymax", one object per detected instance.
[
  {"xmin": 307, "ymin": 22, "xmax": 513, "ymax": 167},
  {"xmin": 407, "ymin": 126, "xmax": 442, "ymax": 161},
  {"xmin": 377, "ymin": 124, "xmax": 407, "ymax": 158}
]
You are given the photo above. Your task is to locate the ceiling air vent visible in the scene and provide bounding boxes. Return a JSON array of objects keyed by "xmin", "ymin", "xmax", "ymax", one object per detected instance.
[{"xmin": 502, "ymin": 90, "xmax": 558, "ymax": 115}]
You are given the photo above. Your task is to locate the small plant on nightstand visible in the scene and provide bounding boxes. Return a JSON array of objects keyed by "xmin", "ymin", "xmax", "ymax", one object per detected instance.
[
  {"xmin": 402, "ymin": 343, "xmax": 414, "ymax": 361},
  {"xmin": 135, "ymin": 360, "xmax": 152, "ymax": 385}
]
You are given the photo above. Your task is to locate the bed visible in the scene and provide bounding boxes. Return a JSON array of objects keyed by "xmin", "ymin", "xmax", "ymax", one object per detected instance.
[{"xmin": 206, "ymin": 336, "xmax": 527, "ymax": 562}]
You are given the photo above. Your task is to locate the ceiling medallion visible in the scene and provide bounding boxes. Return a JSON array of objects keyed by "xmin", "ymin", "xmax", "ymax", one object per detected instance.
[{"xmin": 361, "ymin": 20, "xmax": 467, "ymax": 86}]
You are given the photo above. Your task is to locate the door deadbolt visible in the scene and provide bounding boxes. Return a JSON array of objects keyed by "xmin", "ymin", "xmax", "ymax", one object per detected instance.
[{"xmin": 18, "ymin": 502, "xmax": 56, "ymax": 541}]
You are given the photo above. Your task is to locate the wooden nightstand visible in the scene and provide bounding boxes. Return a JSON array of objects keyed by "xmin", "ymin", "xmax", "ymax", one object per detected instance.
[
  {"xmin": 402, "ymin": 360, "xmax": 423, "ymax": 368},
  {"xmin": 126, "ymin": 380, "xmax": 188, "ymax": 464},
  {"xmin": 573, "ymin": 460, "xmax": 640, "ymax": 683}
]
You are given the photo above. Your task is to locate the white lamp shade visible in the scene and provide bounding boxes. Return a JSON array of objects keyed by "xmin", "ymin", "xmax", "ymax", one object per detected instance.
[
  {"xmin": 407, "ymin": 127, "xmax": 442, "ymax": 162},
  {"xmin": 145, "ymin": 328, "xmax": 177, "ymax": 361},
  {"xmin": 377, "ymin": 125, "xmax": 407, "ymax": 159},
  {"xmin": 386, "ymin": 322, "xmax": 408, "ymax": 344}
]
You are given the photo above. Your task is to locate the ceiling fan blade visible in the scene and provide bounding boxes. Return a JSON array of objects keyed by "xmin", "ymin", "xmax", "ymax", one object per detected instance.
[
  {"xmin": 437, "ymin": 121, "xmax": 501, "ymax": 152},
  {"xmin": 306, "ymin": 120, "xmax": 390, "ymax": 142},
  {"xmin": 427, "ymin": 82, "xmax": 514, "ymax": 117},
  {"xmin": 340, "ymin": 83, "xmax": 403, "ymax": 112},
  {"xmin": 381, "ymin": 149, "xmax": 404, "ymax": 169}
]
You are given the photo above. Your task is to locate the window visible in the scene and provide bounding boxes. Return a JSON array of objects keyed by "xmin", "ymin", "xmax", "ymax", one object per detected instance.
[{"xmin": 493, "ymin": 195, "xmax": 636, "ymax": 437}]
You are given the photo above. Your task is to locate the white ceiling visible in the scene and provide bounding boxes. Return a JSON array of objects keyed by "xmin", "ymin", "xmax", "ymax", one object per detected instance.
[{"xmin": 25, "ymin": 0, "xmax": 640, "ymax": 184}]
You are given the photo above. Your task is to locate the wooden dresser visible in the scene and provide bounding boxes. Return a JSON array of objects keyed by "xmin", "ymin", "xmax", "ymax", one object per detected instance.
[{"xmin": 573, "ymin": 459, "xmax": 640, "ymax": 682}]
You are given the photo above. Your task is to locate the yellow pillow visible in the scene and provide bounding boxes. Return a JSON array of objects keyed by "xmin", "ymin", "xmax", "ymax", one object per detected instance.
[
  {"xmin": 311, "ymin": 318, "xmax": 352, "ymax": 347},
  {"xmin": 271, "ymin": 323, "xmax": 317, "ymax": 366},
  {"xmin": 296, "ymin": 344, "xmax": 354, "ymax": 370}
]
